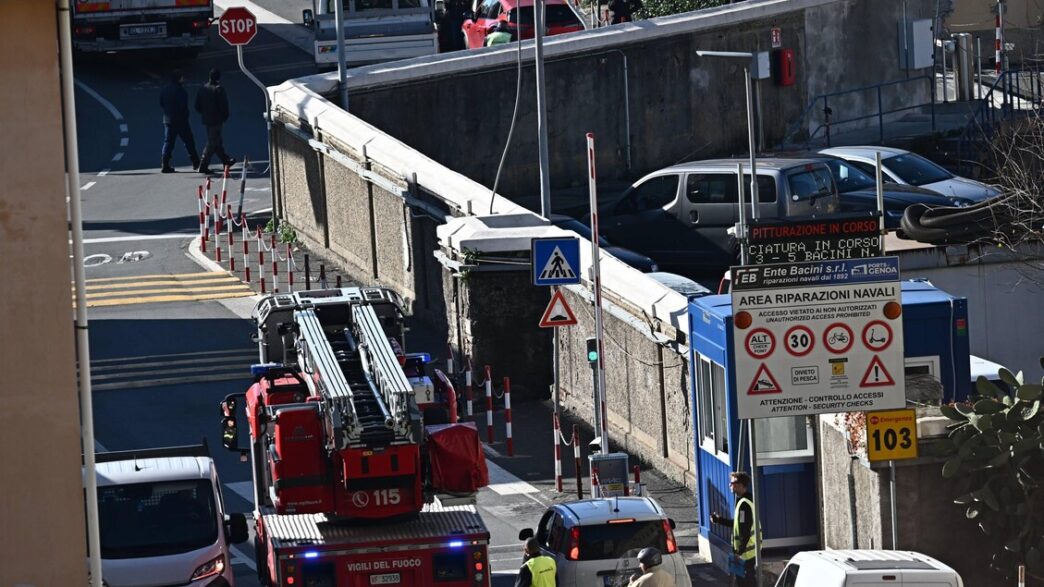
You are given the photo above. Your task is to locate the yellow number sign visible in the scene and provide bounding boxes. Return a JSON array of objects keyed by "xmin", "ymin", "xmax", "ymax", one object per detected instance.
[{"xmin": 866, "ymin": 408, "xmax": 918, "ymax": 462}]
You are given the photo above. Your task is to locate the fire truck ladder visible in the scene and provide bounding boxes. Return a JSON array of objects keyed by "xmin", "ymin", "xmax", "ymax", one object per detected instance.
[{"xmin": 293, "ymin": 303, "xmax": 413, "ymax": 449}]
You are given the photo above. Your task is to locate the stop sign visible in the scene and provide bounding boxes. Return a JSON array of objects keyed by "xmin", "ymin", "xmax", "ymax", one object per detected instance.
[{"xmin": 218, "ymin": 7, "xmax": 257, "ymax": 46}]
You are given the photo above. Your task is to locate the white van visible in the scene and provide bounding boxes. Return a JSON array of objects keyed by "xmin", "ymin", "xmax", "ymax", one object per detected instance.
[
  {"xmin": 90, "ymin": 442, "xmax": 248, "ymax": 587},
  {"xmin": 774, "ymin": 550, "xmax": 964, "ymax": 587}
]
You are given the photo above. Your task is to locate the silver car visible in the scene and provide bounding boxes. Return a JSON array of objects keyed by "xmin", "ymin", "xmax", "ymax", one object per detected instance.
[
  {"xmin": 819, "ymin": 146, "xmax": 1001, "ymax": 201},
  {"xmin": 519, "ymin": 497, "xmax": 693, "ymax": 587}
]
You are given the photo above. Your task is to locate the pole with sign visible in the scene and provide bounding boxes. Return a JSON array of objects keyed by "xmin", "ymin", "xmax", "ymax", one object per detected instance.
[
  {"xmin": 866, "ymin": 408, "xmax": 918, "ymax": 549},
  {"xmin": 586, "ymin": 133, "xmax": 609, "ymax": 456}
]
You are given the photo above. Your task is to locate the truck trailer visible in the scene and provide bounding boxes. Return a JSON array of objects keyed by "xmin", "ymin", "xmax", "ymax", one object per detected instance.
[{"xmin": 71, "ymin": 0, "xmax": 213, "ymax": 55}]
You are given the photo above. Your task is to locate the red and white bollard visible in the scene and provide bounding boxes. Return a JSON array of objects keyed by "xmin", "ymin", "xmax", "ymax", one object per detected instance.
[
  {"xmin": 197, "ymin": 186, "xmax": 205, "ymax": 239},
  {"xmin": 485, "ymin": 365, "xmax": 493, "ymax": 443},
  {"xmin": 573, "ymin": 424, "xmax": 583, "ymax": 500},
  {"xmin": 271, "ymin": 234, "xmax": 280, "ymax": 293},
  {"xmin": 202, "ymin": 200, "xmax": 210, "ymax": 254},
  {"xmin": 503, "ymin": 376, "xmax": 513, "ymax": 456},
  {"xmin": 257, "ymin": 229, "xmax": 266, "ymax": 294},
  {"xmin": 242, "ymin": 221, "xmax": 251, "ymax": 284},
  {"xmin": 446, "ymin": 344, "xmax": 455, "ymax": 375},
  {"xmin": 227, "ymin": 206, "xmax": 235, "ymax": 273},
  {"xmin": 465, "ymin": 359, "xmax": 474, "ymax": 418},
  {"xmin": 287, "ymin": 243, "xmax": 294, "ymax": 292},
  {"xmin": 554, "ymin": 412, "xmax": 563, "ymax": 492}
]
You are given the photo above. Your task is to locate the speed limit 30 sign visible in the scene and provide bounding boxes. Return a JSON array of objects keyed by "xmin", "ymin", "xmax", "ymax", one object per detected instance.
[{"xmin": 866, "ymin": 408, "xmax": 918, "ymax": 462}]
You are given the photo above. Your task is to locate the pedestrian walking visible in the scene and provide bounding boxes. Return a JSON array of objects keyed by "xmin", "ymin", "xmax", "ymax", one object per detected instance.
[
  {"xmin": 515, "ymin": 537, "xmax": 556, "ymax": 587},
  {"xmin": 485, "ymin": 20, "xmax": 514, "ymax": 47},
  {"xmin": 608, "ymin": 0, "xmax": 642, "ymax": 24},
  {"xmin": 159, "ymin": 70, "xmax": 200, "ymax": 173},
  {"xmin": 711, "ymin": 471, "xmax": 760, "ymax": 587},
  {"xmin": 627, "ymin": 547, "xmax": 675, "ymax": 586},
  {"xmin": 194, "ymin": 68, "xmax": 235, "ymax": 174}
]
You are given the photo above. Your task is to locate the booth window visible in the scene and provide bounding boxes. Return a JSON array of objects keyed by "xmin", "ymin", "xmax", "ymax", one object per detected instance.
[
  {"xmin": 697, "ymin": 355, "xmax": 729, "ymax": 457},
  {"xmin": 755, "ymin": 416, "xmax": 813, "ymax": 462},
  {"xmin": 905, "ymin": 355, "xmax": 943, "ymax": 404}
]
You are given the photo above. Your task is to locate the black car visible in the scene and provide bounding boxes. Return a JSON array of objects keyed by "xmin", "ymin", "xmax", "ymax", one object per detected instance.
[
  {"xmin": 775, "ymin": 152, "xmax": 975, "ymax": 228},
  {"xmin": 549, "ymin": 215, "xmax": 659, "ymax": 273}
]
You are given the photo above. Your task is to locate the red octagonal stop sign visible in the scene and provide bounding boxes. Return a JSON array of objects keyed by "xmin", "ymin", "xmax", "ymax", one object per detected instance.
[{"xmin": 218, "ymin": 7, "xmax": 257, "ymax": 46}]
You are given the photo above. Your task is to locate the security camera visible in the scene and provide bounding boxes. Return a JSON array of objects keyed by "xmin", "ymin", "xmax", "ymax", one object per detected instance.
[{"xmin": 589, "ymin": 436, "xmax": 602, "ymax": 455}]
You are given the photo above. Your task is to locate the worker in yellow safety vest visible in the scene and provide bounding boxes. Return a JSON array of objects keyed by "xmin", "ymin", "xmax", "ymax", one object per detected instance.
[
  {"xmin": 711, "ymin": 471, "xmax": 761, "ymax": 587},
  {"xmin": 515, "ymin": 536, "xmax": 557, "ymax": 587}
]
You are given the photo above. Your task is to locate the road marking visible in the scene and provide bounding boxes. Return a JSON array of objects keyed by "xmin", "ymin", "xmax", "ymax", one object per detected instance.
[
  {"xmin": 120, "ymin": 137, "xmax": 129, "ymax": 147},
  {"xmin": 112, "ymin": 152, "xmax": 124, "ymax": 162},
  {"xmin": 485, "ymin": 458, "xmax": 540, "ymax": 496},
  {"xmin": 230, "ymin": 545, "xmax": 256, "ymax": 570},
  {"xmin": 77, "ymin": 271, "xmax": 253, "ymax": 308},
  {"xmin": 86, "ymin": 270, "xmax": 219, "ymax": 282},
  {"xmin": 84, "ymin": 234, "xmax": 195, "ymax": 244},
  {"xmin": 85, "ymin": 276, "xmax": 239, "ymax": 290},
  {"xmin": 82, "ymin": 290, "xmax": 255, "ymax": 308},
  {"xmin": 119, "ymin": 124, "xmax": 128, "ymax": 133},
  {"xmin": 226, "ymin": 481, "xmax": 255, "ymax": 503},
  {"xmin": 81, "ymin": 181, "xmax": 96, "ymax": 191},
  {"xmin": 89, "ymin": 348, "xmax": 254, "ymax": 391},
  {"xmin": 89, "ymin": 348, "xmax": 254, "ymax": 365},
  {"xmin": 87, "ymin": 283, "xmax": 250, "ymax": 299},
  {"xmin": 98, "ymin": 169, "xmax": 110, "ymax": 176},
  {"xmin": 75, "ymin": 79, "xmax": 124, "ymax": 122}
]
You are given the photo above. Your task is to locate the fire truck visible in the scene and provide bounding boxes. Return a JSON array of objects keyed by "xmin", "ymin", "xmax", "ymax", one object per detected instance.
[{"xmin": 220, "ymin": 287, "xmax": 491, "ymax": 586}]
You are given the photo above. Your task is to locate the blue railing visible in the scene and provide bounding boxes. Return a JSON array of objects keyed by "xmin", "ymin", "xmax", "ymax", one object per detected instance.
[
  {"xmin": 783, "ymin": 75, "xmax": 935, "ymax": 149},
  {"xmin": 957, "ymin": 65, "xmax": 1044, "ymax": 174}
]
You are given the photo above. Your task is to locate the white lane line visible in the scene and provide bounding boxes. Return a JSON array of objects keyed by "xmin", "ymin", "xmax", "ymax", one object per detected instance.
[
  {"xmin": 230, "ymin": 545, "xmax": 257, "ymax": 570},
  {"xmin": 84, "ymin": 234, "xmax": 194, "ymax": 244},
  {"xmin": 226, "ymin": 481, "xmax": 255, "ymax": 504},
  {"xmin": 81, "ymin": 181, "xmax": 96, "ymax": 191},
  {"xmin": 485, "ymin": 457, "xmax": 540, "ymax": 496},
  {"xmin": 112, "ymin": 152, "xmax": 124, "ymax": 162},
  {"xmin": 98, "ymin": 169, "xmax": 110, "ymax": 176},
  {"xmin": 75, "ymin": 79, "xmax": 124, "ymax": 122},
  {"xmin": 119, "ymin": 137, "xmax": 129, "ymax": 147},
  {"xmin": 119, "ymin": 123, "xmax": 128, "ymax": 133}
]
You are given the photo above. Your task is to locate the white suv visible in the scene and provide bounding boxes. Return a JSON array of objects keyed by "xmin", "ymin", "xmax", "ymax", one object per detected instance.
[{"xmin": 519, "ymin": 497, "xmax": 692, "ymax": 587}]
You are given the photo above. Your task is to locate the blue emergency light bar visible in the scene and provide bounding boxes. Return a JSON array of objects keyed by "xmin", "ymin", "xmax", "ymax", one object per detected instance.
[
  {"xmin": 448, "ymin": 540, "xmax": 464, "ymax": 548},
  {"xmin": 304, "ymin": 551, "xmax": 320, "ymax": 559},
  {"xmin": 250, "ymin": 363, "xmax": 282, "ymax": 377},
  {"xmin": 406, "ymin": 352, "xmax": 431, "ymax": 364}
]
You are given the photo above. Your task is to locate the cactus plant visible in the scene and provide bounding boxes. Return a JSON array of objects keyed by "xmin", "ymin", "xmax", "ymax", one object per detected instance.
[{"xmin": 939, "ymin": 359, "xmax": 1044, "ymax": 581}]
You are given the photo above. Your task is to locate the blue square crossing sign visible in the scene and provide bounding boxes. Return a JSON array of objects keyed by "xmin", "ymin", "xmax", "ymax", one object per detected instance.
[{"xmin": 532, "ymin": 237, "xmax": 581, "ymax": 286}]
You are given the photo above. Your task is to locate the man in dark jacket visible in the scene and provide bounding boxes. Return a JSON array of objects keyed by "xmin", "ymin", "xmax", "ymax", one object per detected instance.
[
  {"xmin": 194, "ymin": 68, "xmax": 234, "ymax": 174},
  {"xmin": 159, "ymin": 70, "xmax": 200, "ymax": 173},
  {"xmin": 608, "ymin": 0, "xmax": 641, "ymax": 24}
]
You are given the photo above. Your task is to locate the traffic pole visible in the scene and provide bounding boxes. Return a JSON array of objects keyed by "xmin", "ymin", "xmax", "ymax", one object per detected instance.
[
  {"xmin": 554, "ymin": 412, "xmax": 563, "ymax": 492},
  {"xmin": 574, "ymin": 424, "xmax": 583, "ymax": 500},
  {"xmin": 587, "ymin": 133, "xmax": 610, "ymax": 455},
  {"xmin": 304, "ymin": 254, "xmax": 311, "ymax": 291},
  {"xmin": 485, "ymin": 365, "xmax": 493, "ymax": 443},
  {"xmin": 504, "ymin": 377, "xmax": 513, "ymax": 456},
  {"xmin": 465, "ymin": 359, "xmax": 474, "ymax": 418}
]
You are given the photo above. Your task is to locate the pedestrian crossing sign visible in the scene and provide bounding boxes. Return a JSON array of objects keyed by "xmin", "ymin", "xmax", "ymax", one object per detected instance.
[{"xmin": 532, "ymin": 237, "xmax": 581, "ymax": 286}]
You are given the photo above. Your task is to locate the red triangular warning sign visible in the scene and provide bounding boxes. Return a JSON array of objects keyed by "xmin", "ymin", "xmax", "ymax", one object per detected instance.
[
  {"xmin": 860, "ymin": 355, "xmax": 896, "ymax": 387},
  {"xmin": 539, "ymin": 290, "xmax": 578, "ymax": 328},
  {"xmin": 747, "ymin": 364, "xmax": 783, "ymax": 395}
]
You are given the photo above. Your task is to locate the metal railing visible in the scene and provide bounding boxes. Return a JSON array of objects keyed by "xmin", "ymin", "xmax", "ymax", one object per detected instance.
[
  {"xmin": 956, "ymin": 65, "xmax": 1044, "ymax": 175},
  {"xmin": 783, "ymin": 75, "xmax": 935, "ymax": 149}
]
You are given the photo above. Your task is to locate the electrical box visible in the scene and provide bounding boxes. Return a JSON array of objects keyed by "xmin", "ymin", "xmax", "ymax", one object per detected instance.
[
  {"xmin": 772, "ymin": 48, "xmax": 796, "ymax": 86},
  {"xmin": 750, "ymin": 50, "xmax": 771, "ymax": 80},
  {"xmin": 589, "ymin": 452, "xmax": 629, "ymax": 498},
  {"xmin": 900, "ymin": 18, "xmax": 933, "ymax": 70}
]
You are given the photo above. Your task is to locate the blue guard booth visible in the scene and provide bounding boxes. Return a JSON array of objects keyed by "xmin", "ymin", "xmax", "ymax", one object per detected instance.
[{"xmin": 688, "ymin": 278, "xmax": 972, "ymax": 565}]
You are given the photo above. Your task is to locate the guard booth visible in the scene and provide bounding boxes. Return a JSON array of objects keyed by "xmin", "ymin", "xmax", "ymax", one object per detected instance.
[{"xmin": 688, "ymin": 278, "xmax": 972, "ymax": 566}]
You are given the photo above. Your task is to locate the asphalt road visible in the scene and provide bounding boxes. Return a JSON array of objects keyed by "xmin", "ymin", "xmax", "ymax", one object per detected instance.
[{"xmin": 74, "ymin": 10, "xmax": 730, "ymax": 586}]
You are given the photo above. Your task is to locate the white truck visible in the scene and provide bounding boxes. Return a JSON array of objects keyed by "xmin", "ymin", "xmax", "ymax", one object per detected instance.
[
  {"xmin": 774, "ymin": 550, "xmax": 964, "ymax": 587},
  {"xmin": 302, "ymin": 0, "xmax": 439, "ymax": 69},
  {"xmin": 71, "ymin": 0, "xmax": 213, "ymax": 56},
  {"xmin": 90, "ymin": 441, "xmax": 248, "ymax": 587}
]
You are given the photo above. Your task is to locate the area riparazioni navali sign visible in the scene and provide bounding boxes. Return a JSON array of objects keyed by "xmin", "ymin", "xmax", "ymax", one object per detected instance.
[{"xmin": 730, "ymin": 257, "xmax": 906, "ymax": 419}]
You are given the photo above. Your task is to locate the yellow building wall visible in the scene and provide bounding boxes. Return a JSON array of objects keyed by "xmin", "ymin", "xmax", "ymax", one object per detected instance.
[{"xmin": 0, "ymin": 1, "xmax": 88, "ymax": 584}]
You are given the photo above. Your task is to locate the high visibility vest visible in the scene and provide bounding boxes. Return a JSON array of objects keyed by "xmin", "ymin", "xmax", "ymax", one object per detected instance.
[
  {"xmin": 523, "ymin": 555, "xmax": 557, "ymax": 587},
  {"xmin": 485, "ymin": 31, "xmax": 513, "ymax": 46},
  {"xmin": 732, "ymin": 496, "xmax": 761, "ymax": 561}
]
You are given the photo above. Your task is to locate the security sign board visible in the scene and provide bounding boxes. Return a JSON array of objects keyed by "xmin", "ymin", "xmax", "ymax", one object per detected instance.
[
  {"xmin": 866, "ymin": 408, "xmax": 918, "ymax": 462},
  {"xmin": 731, "ymin": 257, "xmax": 905, "ymax": 419},
  {"xmin": 532, "ymin": 237, "xmax": 581, "ymax": 286}
]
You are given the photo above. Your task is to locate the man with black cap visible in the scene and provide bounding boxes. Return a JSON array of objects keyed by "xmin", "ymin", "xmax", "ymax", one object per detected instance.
[
  {"xmin": 158, "ymin": 70, "xmax": 200, "ymax": 173},
  {"xmin": 194, "ymin": 68, "xmax": 235, "ymax": 174},
  {"xmin": 628, "ymin": 547, "xmax": 675, "ymax": 586}
]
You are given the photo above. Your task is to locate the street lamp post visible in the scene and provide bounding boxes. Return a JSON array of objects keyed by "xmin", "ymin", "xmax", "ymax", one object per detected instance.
[
  {"xmin": 696, "ymin": 49, "xmax": 762, "ymax": 587},
  {"xmin": 695, "ymin": 51, "xmax": 759, "ymax": 219}
]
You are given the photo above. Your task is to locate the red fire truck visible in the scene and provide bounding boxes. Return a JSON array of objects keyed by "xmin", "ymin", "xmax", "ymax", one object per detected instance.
[{"xmin": 221, "ymin": 287, "xmax": 491, "ymax": 586}]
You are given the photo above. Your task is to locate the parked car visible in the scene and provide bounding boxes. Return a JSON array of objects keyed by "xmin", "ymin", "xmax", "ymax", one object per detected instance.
[
  {"xmin": 819, "ymin": 146, "xmax": 1001, "ymax": 201},
  {"xmin": 462, "ymin": 0, "xmax": 584, "ymax": 49},
  {"xmin": 550, "ymin": 214, "xmax": 659, "ymax": 273},
  {"xmin": 772, "ymin": 152, "xmax": 975, "ymax": 228},
  {"xmin": 598, "ymin": 158, "xmax": 840, "ymax": 272},
  {"xmin": 774, "ymin": 550, "xmax": 964, "ymax": 587},
  {"xmin": 519, "ymin": 497, "xmax": 693, "ymax": 587}
]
